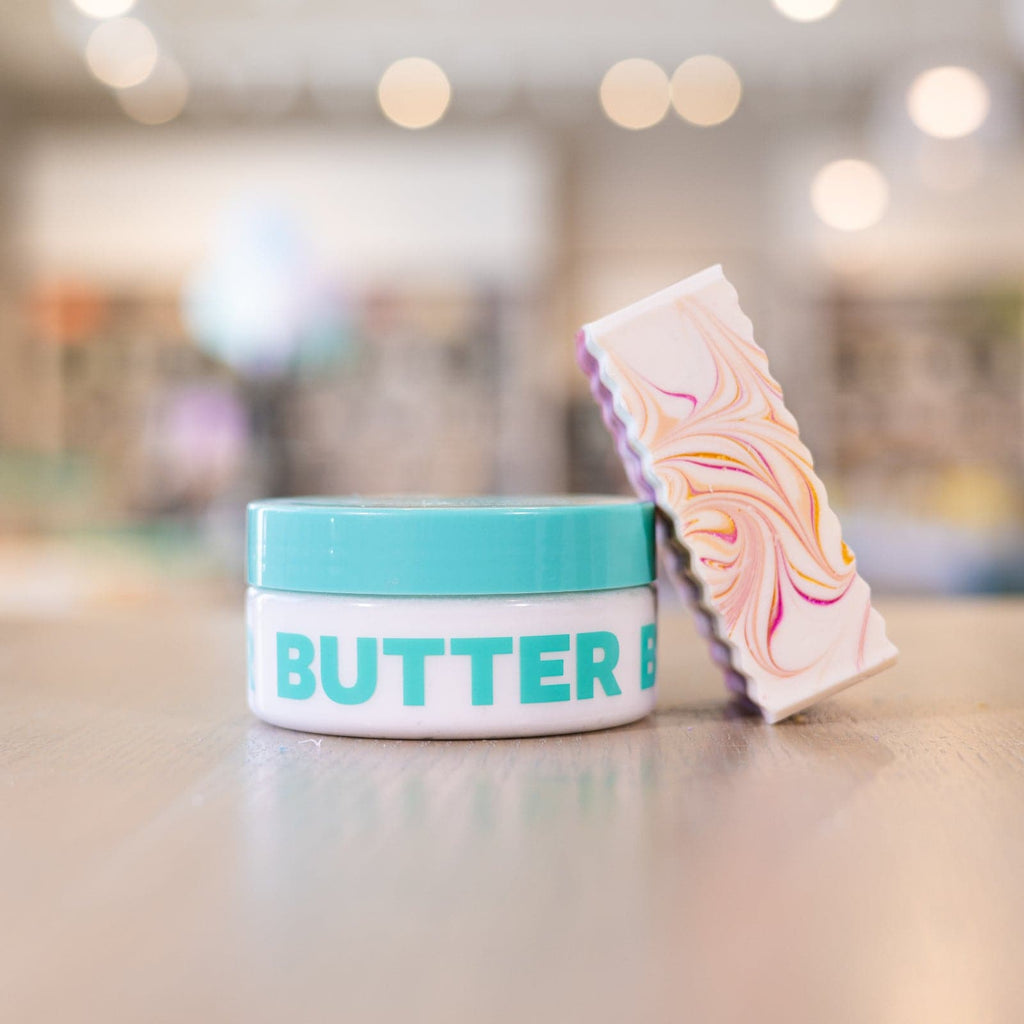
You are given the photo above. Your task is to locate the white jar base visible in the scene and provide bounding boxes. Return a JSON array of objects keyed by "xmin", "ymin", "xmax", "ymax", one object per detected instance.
[{"xmin": 247, "ymin": 586, "xmax": 658, "ymax": 739}]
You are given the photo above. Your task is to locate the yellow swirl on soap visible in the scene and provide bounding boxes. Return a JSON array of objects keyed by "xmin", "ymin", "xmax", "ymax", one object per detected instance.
[{"xmin": 583, "ymin": 267, "xmax": 896, "ymax": 717}]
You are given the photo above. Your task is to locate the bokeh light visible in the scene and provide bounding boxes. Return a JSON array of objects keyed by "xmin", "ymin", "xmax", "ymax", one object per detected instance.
[
  {"xmin": 670, "ymin": 55, "xmax": 742, "ymax": 126},
  {"xmin": 811, "ymin": 159, "xmax": 889, "ymax": 231},
  {"xmin": 184, "ymin": 201, "xmax": 349, "ymax": 377},
  {"xmin": 377, "ymin": 58, "xmax": 451, "ymax": 129},
  {"xmin": 907, "ymin": 66, "xmax": 990, "ymax": 139},
  {"xmin": 84, "ymin": 17, "xmax": 158, "ymax": 89},
  {"xmin": 599, "ymin": 59, "xmax": 670, "ymax": 130},
  {"xmin": 116, "ymin": 56, "xmax": 188, "ymax": 125},
  {"xmin": 72, "ymin": 0, "xmax": 136, "ymax": 18},
  {"xmin": 772, "ymin": 0, "xmax": 841, "ymax": 22}
]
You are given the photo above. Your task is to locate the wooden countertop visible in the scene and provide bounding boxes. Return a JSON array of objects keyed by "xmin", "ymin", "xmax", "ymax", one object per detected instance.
[{"xmin": 1, "ymin": 597, "xmax": 1022, "ymax": 1023}]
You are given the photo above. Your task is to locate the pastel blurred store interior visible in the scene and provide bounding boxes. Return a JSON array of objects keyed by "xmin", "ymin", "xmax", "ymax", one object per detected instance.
[{"xmin": 2, "ymin": 0, "xmax": 1024, "ymax": 613}]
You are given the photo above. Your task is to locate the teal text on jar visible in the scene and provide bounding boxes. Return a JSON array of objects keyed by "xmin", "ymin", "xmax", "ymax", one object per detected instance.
[{"xmin": 277, "ymin": 624, "xmax": 657, "ymax": 707}]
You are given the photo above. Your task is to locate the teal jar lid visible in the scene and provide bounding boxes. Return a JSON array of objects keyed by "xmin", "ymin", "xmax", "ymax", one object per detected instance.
[{"xmin": 247, "ymin": 496, "xmax": 655, "ymax": 596}]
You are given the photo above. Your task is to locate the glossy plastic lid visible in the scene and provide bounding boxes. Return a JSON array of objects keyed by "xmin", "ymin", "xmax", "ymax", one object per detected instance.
[{"xmin": 247, "ymin": 496, "xmax": 655, "ymax": 596}]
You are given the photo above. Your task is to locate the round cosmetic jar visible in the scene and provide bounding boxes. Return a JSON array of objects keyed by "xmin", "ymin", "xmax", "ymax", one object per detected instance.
[{"xmin": 246, "ymin": 497, "xmax": 657, "ymax": 738}]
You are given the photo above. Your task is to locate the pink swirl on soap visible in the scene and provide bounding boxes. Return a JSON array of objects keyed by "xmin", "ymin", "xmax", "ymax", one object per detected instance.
[{"xmin": 591, "ymin": 282, "xmax": 875, "ymax": 687}]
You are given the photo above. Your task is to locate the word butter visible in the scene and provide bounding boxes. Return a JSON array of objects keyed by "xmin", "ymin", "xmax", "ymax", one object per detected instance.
[{"xmin": 276, "ymin": 626, "xmax": 657, "ymax": 707}]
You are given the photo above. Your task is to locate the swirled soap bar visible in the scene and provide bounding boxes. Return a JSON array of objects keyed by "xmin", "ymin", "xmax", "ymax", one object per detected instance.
[{"xmin": 577, "ymin": 264, "xmax": 897, "ymax": 723}]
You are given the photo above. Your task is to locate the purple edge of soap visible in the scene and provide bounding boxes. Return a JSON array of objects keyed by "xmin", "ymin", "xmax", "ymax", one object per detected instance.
[{"xmin": 575, "ymin": 329, "xmax": 759, "ymax": 713}]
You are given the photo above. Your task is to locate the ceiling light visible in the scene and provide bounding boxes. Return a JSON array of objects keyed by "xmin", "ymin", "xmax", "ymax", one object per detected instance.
[
  {"xmin": 116, "ymin": 56, "xmax": 188, "ymax": 125},
  {"xmin": 811, "ymin": 159, "xmax": 889, "ymax": 231},
  {"xmin": 907, "ymin": 66, "xmax": 990, "ymax": 139},
  {"xmin": 378, "ymin": 58, "xmax": 451, "ymax": 129},
  {"xmin": 670, "ymin": 55, "xmax": 742, "ymax": 127},
  {"xmin": 599, "ymin": 59, "xmax": 670, "ymax": 130},
  {"xmin": 772, "ymin": 0, "xmax": 841, "ymax": 22},
  {"xmin": 85, "ymin": 17, "xmax": 158, "ymax": 89},
  {"xmin": 72, "ymin": 0, "xmax": 136, "ymax": 18}
]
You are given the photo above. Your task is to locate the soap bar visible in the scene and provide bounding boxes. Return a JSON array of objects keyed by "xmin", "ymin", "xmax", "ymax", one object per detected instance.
[{"xmin": 577, "ymin": 265, "xmax": 897, "ymax": 723}]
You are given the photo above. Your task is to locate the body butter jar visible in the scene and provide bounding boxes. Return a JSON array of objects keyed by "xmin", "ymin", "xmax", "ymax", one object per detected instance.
[{"xmin": 247, "ymin": 497, "xmax": 657, "ymax": 738}]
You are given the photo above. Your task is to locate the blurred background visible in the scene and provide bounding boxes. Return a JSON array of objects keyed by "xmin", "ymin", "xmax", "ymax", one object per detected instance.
[{"xmin": 2, "ymin": 0, "xmax": 1024, "ymax": 612}]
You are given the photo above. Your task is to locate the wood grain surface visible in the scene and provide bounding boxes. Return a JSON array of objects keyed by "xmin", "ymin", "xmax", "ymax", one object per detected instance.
[{"xmin": 1, "ymin": 597, "xmax": 1022, "ymax": 1023}]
